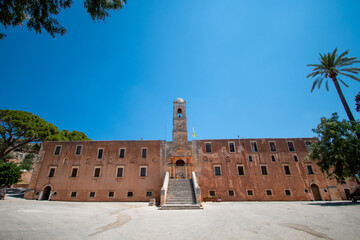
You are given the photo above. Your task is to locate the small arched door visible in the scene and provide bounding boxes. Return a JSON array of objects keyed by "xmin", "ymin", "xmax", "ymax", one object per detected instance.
[
  {"xmin": 42, "ymin": 186, "xmax": 52, "ymax": 200},
  {"xmin": 311, "ymin": 184, "xmax": 322, "ymax": 201},
  {"xmin": 175, "ymin": 160, "xmax": 186, "ymax": 179}
]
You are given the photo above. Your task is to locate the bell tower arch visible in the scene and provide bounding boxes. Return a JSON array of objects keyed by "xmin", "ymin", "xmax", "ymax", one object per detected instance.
[{"xmin": 172, "ymin": 98, "xmax": 188, "ymax": 146}]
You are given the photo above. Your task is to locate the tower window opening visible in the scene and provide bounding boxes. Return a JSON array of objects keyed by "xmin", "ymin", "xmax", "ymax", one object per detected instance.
[{"xmin": 177, "ymin": 108, "xmax": 182, "ymax": 118}]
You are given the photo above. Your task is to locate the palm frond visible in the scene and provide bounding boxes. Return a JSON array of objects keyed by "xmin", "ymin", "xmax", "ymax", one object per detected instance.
[
  {"xmin": 330, "ymin": 48, "xmax": 337, "ymax": 65},
  {"xmin": 311, "ymin": 77, "xmax": 321, "ymax": 92},
  {"xmin": 338, "ymin": 78, "xmax": 349, "ymax": 87},
  {"xmin": 307, "ymin": 64, "xmax": 320, "ymax": 67},
  {"xmin": 337, "ymin": 58, "xmax": 360, "ymax": 67},
  {"xmin": 317, "ymin": 77, "xmax": 324, "ymax": 89},
  {"xmin": 325, "ymin": 79, "xmax": 329, "ymax": 91},
  {"xmin": 335, "ymin": 49, "xmax": 349, "ymax": 65},
  {"xmin": 307, "ymin": 71, "xmax": 325, "ymax": 78},
  {"xmin": 339, "ymin": 72, "xmax": 360, "ymax": 82},
  {"xmin": 341, "ymin": 67, "xmax": 360, "ymax": 74}
]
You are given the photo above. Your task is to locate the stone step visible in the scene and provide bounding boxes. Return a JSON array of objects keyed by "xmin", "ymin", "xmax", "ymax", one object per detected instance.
[
  {"xmin": 167, "ymin": 199, "xmax": 194, "ymax": 202},
  {"xmin": 165, "ymin": 179, "xmax": 196, "ymax": 208},
  {"xmin": 167, "ymin": 193, "xmax": 193, "ymax": 196},
  {"xmin": 159, "ymin": 204, "xmax": 202, "ymax": 210}
]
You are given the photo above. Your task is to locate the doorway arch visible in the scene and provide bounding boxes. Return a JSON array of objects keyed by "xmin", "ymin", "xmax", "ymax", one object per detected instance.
[
  {"xmin": 310, "ymin": 184, "xmax": 322, "ymax": 201},
  {"xmin": 41, "ymin": 186, "xmax": 52, "ymax": 200},
  {"xmin": 175, "ymin": 159, "xmax": 186, "ymax": 179},
  {"xmin": 175, "ymin": 159, "xmax": 185, "ymax": 166}
]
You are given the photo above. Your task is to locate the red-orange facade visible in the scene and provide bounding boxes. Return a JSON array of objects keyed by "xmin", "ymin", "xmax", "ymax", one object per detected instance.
[{"xmin": 25, "ymin": 98, "xmax": 358, "ymax": 202}]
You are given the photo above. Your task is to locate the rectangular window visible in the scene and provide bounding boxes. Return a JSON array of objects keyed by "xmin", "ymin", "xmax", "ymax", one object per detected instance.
[
  {"xmin": 247, "ymin": 190, "xmax": 253, "ymax": 196},
  {"xmin": 97, "ymin": 148, "xmax": 104, "ymax": 159},
  {"xmin": 261, "ymin": 166, "xmax": 268, "ymax": 175},
  {"xmin": 70, "ymin": 191, "xmax": 77, "ymax": 198},
  {"xmin": 205, "ymin": 143, "xmax": 212, "ymax": 153},
  {"xmin": 285, "ymin": 189, "xmax": 291, "ymax": 196},
  {"xmin": 75, "ymin": 145, "xmax": 82, "ymax": 155},
  {"xmin": 229, "ymin": 190, "xmax": 235, "ymax": 197},
  {"xmin": 209, "ymin": 190, "xmax": 216, "ymax": 197},
  {"xmin": 146, "ymin": 191, "xmax": 152, "ymax": 197},
  {"xmin": 266, "ymin": 190, "xmax": 272, "ymax": 196},
  {"xmin": 251, "ymin": 142, "xmax": 258, "ymax": 152},
  {"xmin": 237, "ymin": 166, "xmax": 244, "ymax": 176},
  {"xmin": 108, "ymin": 191, "xmax": 114, "ymax": 198},
  {"xmin": 294, "ymin": 155, "xmax": 299, "ymax": 162},
  {"xmin": 117, "ymin": 167, "xmax": 124, "ymax": 177},
  {"xmin": 248, "ymin": 155, "xmax": 253, "ymax": 162},
  {"xmin": 48, "ymin": 168, "xmax": 56, "ymax": 177},
  {"xmin": 127, "ymin": 192, "xmax": 133, "ymax": 198},
  {"xmin": 287, "ymin": 142, "xmax": 295, "ymax": 152},
  {"xmin": 305, "ymin": 141, "xmax": 311, "ymax": 152},
  {"xmin": 94, "ymin": 167, "xmax": 101, "ymax": 177},
  {"xmin": 271, "ymin": 155, "xmax": 276, "ymax": 162},
  {"xmin": 142, "ymin": 148, "xmax": 147, "ymax": 158},
  {"xmin": 71, "ymin": 167, "xmax": 78, "ymax": 177},
  {"xmin": 89, "ymin": 192, "xmax": 95, "ymax": 198},
  {"xmin": 269, "ymin": 142, "xmax": 277, "ymax": 152},
  {"xmin": 119, "ymin": 148, "xmax": 125, "ymax": 158},
  {"xmin": 284, "ymin": 166, "xmax": 291, "ymax": 175},
  {"xmin": 307, "ymin": 165, "xmax": 314, "ymax": 175},
  {"xmin": 229, "ymin": 142, "xmax": 235, "ymax": 153},
  {"xmin": 214, "ymin": 166, "xmax": 221, "ymax": 176},
  {"xmin": 140, "ymin": 166, "xmax": 147, "ymax": 177},
  {"xmin": 54, "ymin": 146, "xmax": 62, "ymax": 155}
]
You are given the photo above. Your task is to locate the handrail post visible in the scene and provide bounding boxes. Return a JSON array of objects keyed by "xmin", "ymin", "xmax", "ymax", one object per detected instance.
[
  {"xmin": 160, "ymin": 172, "xmax": 169, "ymax": 206},
  {"xmin": 192, "ymin": 172, "xmax": 201, "ymax": 204}
]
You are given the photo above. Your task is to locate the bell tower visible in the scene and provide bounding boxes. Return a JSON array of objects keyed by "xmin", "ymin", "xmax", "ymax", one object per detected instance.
[{"xmin": 172, "ymin": 98, "xmax": 188, "ymax": 145}]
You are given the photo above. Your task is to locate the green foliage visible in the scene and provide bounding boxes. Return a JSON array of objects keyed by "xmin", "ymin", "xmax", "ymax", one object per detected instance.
[
  {"xmin": 0, "ymin": 110, "xmax": 59, "ymax": 159},
  {"xmin": 3, "ymin": 153, "xmax": 14, "ymax": 161},
  {"xmin": 31, "ymin": 143, "xmax": 41, "ymax": 153},
  {"xmin": 0, "ymin": 109, "xmax": 91, "ymax": 160},
  {"xmin": 0, "ymin": 162, "xmax": 22, "ymax": 188},
  {"xmin": 51, "ymin": 130, "xmax": 91, "ymax": 141},
  {"xmin": 309, "ymin": 113, "xmax": 360, "ymax": 183},
  {"xmin": 21, "ymin": 154, "xmax": 35, "ymax": 171},
  {"xmin": 307, "ymin": 49, "xmax": 360, "ymax": 123},
  {"xmin": 356, "ymin": 92, "xmax": 360, "ymax": 113},
  {"xmin": 307, "ymin": 48, "xmax": 360, "ymax": 92},
  {"xmin": 0, "ymin": 0, "xmax": 126, "ymax": 39}
]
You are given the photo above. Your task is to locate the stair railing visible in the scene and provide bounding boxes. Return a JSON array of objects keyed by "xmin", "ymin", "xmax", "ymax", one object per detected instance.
[
  {"xmin": 160, "ymin": 172, "xmax": 169, "ymax": 206},
  {"xmin": 192, "ymin": 172, "xmax": 201, "ymax": 204}
]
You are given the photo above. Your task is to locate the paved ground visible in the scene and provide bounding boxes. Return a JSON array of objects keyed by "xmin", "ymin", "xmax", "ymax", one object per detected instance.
[{"xmin": 0, "ymin": 196, "xmax": 359, "ymax": 240}]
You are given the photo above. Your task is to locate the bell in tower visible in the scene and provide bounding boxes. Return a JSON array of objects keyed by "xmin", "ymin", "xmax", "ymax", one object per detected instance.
[{"xmin": 172, "ymin": 98, "xmax": 188, "ymax": 146}]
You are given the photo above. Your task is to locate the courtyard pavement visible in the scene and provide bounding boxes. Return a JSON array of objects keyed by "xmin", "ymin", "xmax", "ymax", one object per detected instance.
[{"xmin": 0, "ymin": 196, "xmax": 359, "ymax": 240}]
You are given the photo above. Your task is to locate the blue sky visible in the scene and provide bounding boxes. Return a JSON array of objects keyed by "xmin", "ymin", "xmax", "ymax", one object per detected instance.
[{"xmin": 1, "ymin": 0, "xmax": 360, "ymax": 141}]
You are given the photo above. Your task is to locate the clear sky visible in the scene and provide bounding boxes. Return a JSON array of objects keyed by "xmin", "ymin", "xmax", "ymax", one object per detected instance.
[{"xmin": 1, "ymin": 0, "xmax": 360, "ymax": 141}]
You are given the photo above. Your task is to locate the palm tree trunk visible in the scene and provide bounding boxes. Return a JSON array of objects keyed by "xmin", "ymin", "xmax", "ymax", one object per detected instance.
[
  {"xmin": 332, "ymin": 78, "xmax": 355, "ymax": 121},
  {"xmin": 332, "ymin": 78, "xmax": 360, "ymax": 139}
]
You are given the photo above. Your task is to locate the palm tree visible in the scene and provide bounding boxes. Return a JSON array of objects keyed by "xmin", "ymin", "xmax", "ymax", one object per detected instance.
[{"xmin": 307, "ymin": 48, "xmax": 360, "ymax": 122}]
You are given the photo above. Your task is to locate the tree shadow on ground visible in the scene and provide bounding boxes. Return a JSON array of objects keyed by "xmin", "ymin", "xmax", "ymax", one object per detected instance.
[{"xmin": 307, "ymin": 201, "xmax": 359, "ymax": 207}]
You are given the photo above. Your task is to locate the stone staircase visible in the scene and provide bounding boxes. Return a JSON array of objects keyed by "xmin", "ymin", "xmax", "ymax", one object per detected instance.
[{"xmin": 160, "ymin": 179, "xmax": 202, "ymax": 210}]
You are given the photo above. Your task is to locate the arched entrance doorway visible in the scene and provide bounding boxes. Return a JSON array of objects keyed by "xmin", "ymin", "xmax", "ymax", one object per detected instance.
[
  {"xmin": 41, "ymin": 186, "xmax": 52, "ymax": 200},
  {"xmin": 311, "ymin": 184, "xmax": 322, "ymax": 201},
  {"xmin": 175, "ymin": 160, "xmax": 186, "ymax": 179}
]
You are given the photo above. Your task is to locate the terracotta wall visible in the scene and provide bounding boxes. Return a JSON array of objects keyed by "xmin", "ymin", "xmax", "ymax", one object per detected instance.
[
  {"xmin": 30, "ymin": 140, "xmax": 162, "ymax": 202},
  {"xmin": 26, "ymin": 138, "xmax": 358, "ymax": 202},
  {"xmin": 197, "ymin": 138, "xmax": 358, "ymax": 201}
]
